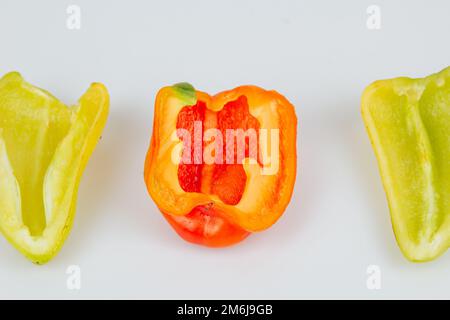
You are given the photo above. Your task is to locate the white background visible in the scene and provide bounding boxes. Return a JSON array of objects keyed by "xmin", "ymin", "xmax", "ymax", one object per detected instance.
[{"xmin": 0, "ymin": 0, "xmax": 449, "ymax": 299}]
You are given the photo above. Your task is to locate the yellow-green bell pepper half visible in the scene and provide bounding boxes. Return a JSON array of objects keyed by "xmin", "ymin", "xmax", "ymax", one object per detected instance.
[
  {"xmin": 0, "ymin": 72, "xmax": 109, "ymax": 264},
  {"xmin": 362, "ymin": 66, "xmax": 450, "ymax": 262}
]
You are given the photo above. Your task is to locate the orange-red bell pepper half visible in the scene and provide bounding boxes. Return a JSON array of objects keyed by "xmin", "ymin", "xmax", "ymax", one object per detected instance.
[{"xmin": 144, "ymin": 83, "xmax": 297, "ymax": 247}]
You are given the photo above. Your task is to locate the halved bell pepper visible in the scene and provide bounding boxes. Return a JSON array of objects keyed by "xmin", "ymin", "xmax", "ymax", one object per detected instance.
[
  {"xmin": 144, "ymin": 83, "xmax": 297, "ymax": 247},
  {"xmin": 0, "ymin": 72, "xmax": 109, "ymax": 264},
  {"xmin": 362, "ymin": 66, "xmax": 450, "ymax": 262}
]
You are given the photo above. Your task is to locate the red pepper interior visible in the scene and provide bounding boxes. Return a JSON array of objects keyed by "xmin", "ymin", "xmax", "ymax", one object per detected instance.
[{"xmin": 176, "ymin": 96, "xmax": 260, "ymax": 205}]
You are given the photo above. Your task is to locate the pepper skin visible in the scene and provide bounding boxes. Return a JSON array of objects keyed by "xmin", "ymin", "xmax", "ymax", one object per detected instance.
[
  {"xmin": 144, "ymin": 83, "xmax": 297, "ymax": 247},
  {"xmin": 0, "ymin": 72, "xmax": 109, "ymax": 264},
  {"xmin": 362, "ymin": 67, "xmax": 450, "ymax": 262}
]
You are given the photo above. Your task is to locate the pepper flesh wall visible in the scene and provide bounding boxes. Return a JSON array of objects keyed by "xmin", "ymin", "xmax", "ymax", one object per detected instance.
[
  {"xmin": 0, "ymin": 72, "xmax": 109, "ymax": 264},
  {"xmin": 362, "ymin": 67, "xmax": 450, "ymax": 262},
  {"xmin": 144, "ymin": 83, "xmax": 297, "ymax": 247}
]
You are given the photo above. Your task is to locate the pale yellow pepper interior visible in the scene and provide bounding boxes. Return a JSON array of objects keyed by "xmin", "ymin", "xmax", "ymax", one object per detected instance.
[{"xmin": 0, "ymin": 72, "xmax": 109, "ymax": 263}]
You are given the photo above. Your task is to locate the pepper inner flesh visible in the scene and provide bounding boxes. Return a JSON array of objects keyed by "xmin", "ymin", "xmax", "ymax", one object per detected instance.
[
  {"xmin": 176, "ymin": 95, "xmax": 260, "ymax": 205},
  {"xmin": 0, "ymin": 98, "xmax": 71, "ymax": 236}
]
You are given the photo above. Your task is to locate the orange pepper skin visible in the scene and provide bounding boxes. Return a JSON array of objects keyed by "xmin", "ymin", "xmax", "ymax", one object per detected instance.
[{"xmin": 144, "ymin": 84, "xmax": 297, "ymax": 247}]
